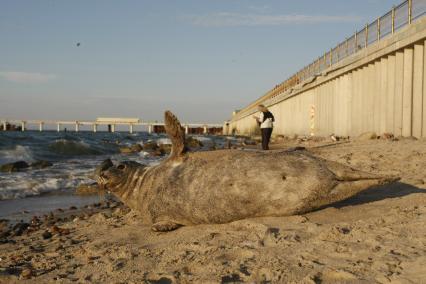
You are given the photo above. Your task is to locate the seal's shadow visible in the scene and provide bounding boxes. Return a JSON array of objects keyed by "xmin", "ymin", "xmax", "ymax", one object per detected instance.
[{"xmin": 327, "ymin": 182, "xmax": 425, "ymax": 209}]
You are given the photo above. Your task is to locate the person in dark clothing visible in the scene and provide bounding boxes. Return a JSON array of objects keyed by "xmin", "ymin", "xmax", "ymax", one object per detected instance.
[{"xmin": 253, "ymin": 104, "xmax": 274, "ymax": 150}]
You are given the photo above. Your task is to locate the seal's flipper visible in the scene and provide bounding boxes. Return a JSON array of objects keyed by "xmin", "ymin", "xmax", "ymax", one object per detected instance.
[
  {"xmin": 152, "ymin": 221, "xmax": 182, "ymax": 232},
  {"xmin": 164, "ymin": 111, "xmax": 187, "ymax": 160}
]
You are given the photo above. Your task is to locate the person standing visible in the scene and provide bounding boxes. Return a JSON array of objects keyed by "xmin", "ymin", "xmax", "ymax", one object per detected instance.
[{"xmin": 253, "ymin": 104, "xmax": 274, "ymax": 150}]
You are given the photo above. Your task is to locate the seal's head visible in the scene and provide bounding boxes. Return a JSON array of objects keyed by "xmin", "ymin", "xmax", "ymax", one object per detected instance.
[{"xmin": 95, "ymin": 159, "xmax": 147, "ymax": 194}]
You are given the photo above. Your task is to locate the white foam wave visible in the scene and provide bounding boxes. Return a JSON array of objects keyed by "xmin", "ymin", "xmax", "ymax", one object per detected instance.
[
  {"xmin": 0, "ymin": 145, "xmax": 35, "ymax": 164},
  {"xmin": 155, "ymin": 138, "xmax": 171, "ymax": 145}
]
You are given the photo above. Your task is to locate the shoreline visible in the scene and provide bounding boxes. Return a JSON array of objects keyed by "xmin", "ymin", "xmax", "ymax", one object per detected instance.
[{"xmin": 0, "ymin": 192, "xmax": 107, "ymax": 223}]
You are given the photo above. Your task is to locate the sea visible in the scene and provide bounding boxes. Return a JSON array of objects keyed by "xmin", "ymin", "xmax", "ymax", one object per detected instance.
[{"xmin": 0, "ymin": 131, "xmax": 229, "ymax": 221}]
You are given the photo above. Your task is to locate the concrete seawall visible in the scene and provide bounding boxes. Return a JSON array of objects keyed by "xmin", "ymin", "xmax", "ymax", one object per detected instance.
[{"xmin": 225, "ymin": 17, "xmax": 426, "ymax": 138}]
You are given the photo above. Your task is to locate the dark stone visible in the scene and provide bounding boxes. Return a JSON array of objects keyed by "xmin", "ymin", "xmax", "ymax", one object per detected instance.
[
  {"xmin": 186, "ymin": 137, "xmax": 203, "ymax": 148},
  {"xmin": 12, "ymin": 222, "xmax": 30, "ymax": 236},
  {"xmin": 143, "ymin": 141, "xmax": 159, "ymax": 151},
  {"xmin": 221, "ymin": 274, "xmax": 241, "ymax": 283},
  {"xmin": 42, "ymin": 231, "xmax": 52, "ymax": 240},
  {"xmin": 0, "ymin": 161, "xmax": 30, "ymax": 172},
  {"xmin": 147, "ymin": 277, "xmax": 173, "ymax": 284}
]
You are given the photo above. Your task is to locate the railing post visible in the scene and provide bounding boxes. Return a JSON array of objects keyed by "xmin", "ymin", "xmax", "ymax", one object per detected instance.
[
  {"xmin": 185, "ymin": 125, "xmax": 189, "ymax": 135},
  {"xmin": 323, "ymin": 53, "xmax": 327, "ymax": 70},
  {"xmin": 408, "ymin": 0, "xmax": 412, "ymax": 24},
  {"xmin": 377, "ymin": 17, "xmax": 381, "ymax": 41},
  {"xmin": 345, "ymin": 39, "xmax": 349, "ymax": 56},
  {"xmin": 57, "ymin": 123, "xmax": 61, "ymax": 132},
  {"xmin": 354, "ymin": 31, "xmax": 358, "ymax": 51},
  {"xmin": 365, "ymin": 24, "xmax": 369, "ymax": 47},
  {"xmin": 2, "ymin": 121, "xmax": 7, "ymax": 131},
  {"xmin": 392, "ymin": 6, "xmax": 396, "ymax": 34}
]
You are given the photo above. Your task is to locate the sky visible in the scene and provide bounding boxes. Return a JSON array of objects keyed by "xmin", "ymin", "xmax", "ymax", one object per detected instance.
[{"xmin": 0, "ymin": 0, "xmax": 400, "ymax": 123}]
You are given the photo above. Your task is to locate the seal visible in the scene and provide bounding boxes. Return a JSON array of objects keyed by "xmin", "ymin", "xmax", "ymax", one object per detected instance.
[{"xmin": 96, "ymin": 111, "xmax": 399, "ymax": 232}]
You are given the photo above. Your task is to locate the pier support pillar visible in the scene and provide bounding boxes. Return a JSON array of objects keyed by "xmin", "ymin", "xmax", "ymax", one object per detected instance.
[
  {"xmin": 203, "ymin": 126, "xmax": 208, "ymax": 134},
  {"xmin": 148, "ymin": 124, "xmax": 153, "ymax": 134},
  {"xmin": 93, "ymin": 124, "xmax": 97, "ymax": 133},
  {"xmin": 111, "ymin": 124, "xmax": 115, "ymax": 133},
  {"xmin": 39, "ymin": 122, "xmax": 44, "ymax": 132},
  {"xmin": 57, "ymin": 123, "xmax": 61, "ymax": 132},
  {"xmin": 75, "ymin": 122, "xmax": 80, "ymax": 132},
  {"xmin": 2, "ymin": 122, "xmax": 7, "ymax": 131},
  {"xmin": 185, "ymin": 125, "xmax": 189, "ymax": 134},
  {"xmin": 21, "ymin": 121, "xmax": 26, "ymax": 132},
  {"xmin": 129, "ymin": 124, "xmax": 133, "ymax": 134}
]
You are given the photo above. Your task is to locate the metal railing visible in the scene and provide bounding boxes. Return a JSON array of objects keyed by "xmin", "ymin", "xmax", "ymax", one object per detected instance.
[{"xmin": 235, "ymin": 0, "xmax": 426, "ymax": 120}]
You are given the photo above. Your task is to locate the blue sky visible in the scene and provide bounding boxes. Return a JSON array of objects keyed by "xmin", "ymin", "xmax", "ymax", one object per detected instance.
[{"xmin": 0, "ymin": 0, "xmax": 398, "ymax": 123}]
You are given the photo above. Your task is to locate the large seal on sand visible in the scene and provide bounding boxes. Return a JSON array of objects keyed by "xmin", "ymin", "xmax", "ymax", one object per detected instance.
[{"xmin": 96, "ymin": 111, "xmax": 398, "ymax": 232}]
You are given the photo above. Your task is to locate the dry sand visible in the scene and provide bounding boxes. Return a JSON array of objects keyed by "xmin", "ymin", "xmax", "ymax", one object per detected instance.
[{"xmin": 1, "ymin": 138, "xmax": 426, "ymax": 283}]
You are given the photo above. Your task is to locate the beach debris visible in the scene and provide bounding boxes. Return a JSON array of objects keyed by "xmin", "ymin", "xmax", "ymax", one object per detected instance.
[
  {"xmin": 381, "ymin": 133, "xmax": 396, "ymax": 140},
  {"xmin": 0, "ymin": 161, "xmax": 30, "ymax": 172},
  {"xmin": 357, "ymin": 132, "xmax": 378, "ymax": 141}
]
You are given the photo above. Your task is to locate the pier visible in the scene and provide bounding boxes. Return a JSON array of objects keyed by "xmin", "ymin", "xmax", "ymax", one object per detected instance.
[{"xmin": 0, "ymin": 118, "xmax": 223, "ymax": 135}]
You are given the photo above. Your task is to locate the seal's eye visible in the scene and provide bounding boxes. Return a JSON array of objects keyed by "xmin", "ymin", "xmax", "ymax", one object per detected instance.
[{"xmin": 117, "ymin": 164, "xmax": 126, "ymax": 170}]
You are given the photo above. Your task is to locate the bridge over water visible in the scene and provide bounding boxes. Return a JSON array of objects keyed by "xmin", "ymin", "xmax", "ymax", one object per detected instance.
[
  {"xmin": 0, "ymin": 118, "xmax": 223, "ymax": 134},
  {"xmin": 225, "ymin": 0, "xmax": 426, "ymax": 138}
]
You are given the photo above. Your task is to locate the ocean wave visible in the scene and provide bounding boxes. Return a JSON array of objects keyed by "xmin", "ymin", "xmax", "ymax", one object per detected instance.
[
  {"xmin": 48, "ymin": 139, "xmax": 102, "ymax": 156},
  {"xmin": 156, "ymin": 138, "xmax": 171, "ymax": 145},
  {"xmin": 0, "ymin": 174, "xmax": 85, "ymax": 200},
  {"xmin": 0, "ymin": 145, "xmax": 35, "ymax": 164}
]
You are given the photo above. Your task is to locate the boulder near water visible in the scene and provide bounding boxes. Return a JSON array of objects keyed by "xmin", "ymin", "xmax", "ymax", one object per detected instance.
[{"xmin": 0, "ymin": 161, "xmax": 30, "ymax": 172}]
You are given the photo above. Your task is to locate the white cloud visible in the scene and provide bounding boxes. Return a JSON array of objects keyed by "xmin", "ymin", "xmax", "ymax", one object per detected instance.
[
  {"xmin": 0, "ymin": 71, "xmax": 56, "ymax": 83},
  {"xmin": 184, "ymin": 13, "xmax": 362, "ymax": 27}
]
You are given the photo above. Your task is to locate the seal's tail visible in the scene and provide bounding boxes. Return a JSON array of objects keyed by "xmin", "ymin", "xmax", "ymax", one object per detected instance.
[{"xmin": 164, "ymin": 111, "xmax": 187, "ymax": 160}]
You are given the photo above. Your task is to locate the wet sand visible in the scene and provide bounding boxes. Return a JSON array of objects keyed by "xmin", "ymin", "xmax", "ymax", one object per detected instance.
[{"xmin": 1, "ymin": 138, "xmax": 426, "ymax": 283}]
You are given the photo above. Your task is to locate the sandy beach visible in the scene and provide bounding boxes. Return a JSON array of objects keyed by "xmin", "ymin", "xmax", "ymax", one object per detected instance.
[{"xmin": 1, "ymin": 137, "xmax": 426, "ymax": 283}]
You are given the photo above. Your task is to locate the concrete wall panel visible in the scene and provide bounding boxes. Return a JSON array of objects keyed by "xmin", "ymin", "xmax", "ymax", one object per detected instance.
[
  {"xmin": 386, "ymin": 55, "xmax": 396, "ymax": 133},
  {"xmin": 402, "ymin": 48, "xmax": 414, "ymax": 137},
  {"xmin": 394, "ymin": 51, "xmax": 405, "ymax": 136},
  {"xmin": 413, "ymin": 44, "xmax": 424, "ymax": 138}
]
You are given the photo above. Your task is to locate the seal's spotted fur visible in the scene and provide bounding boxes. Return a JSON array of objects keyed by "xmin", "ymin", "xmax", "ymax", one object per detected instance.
[{"xmin": 96, "ymin": 111, "xmax": 399, "ymax": 232}]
